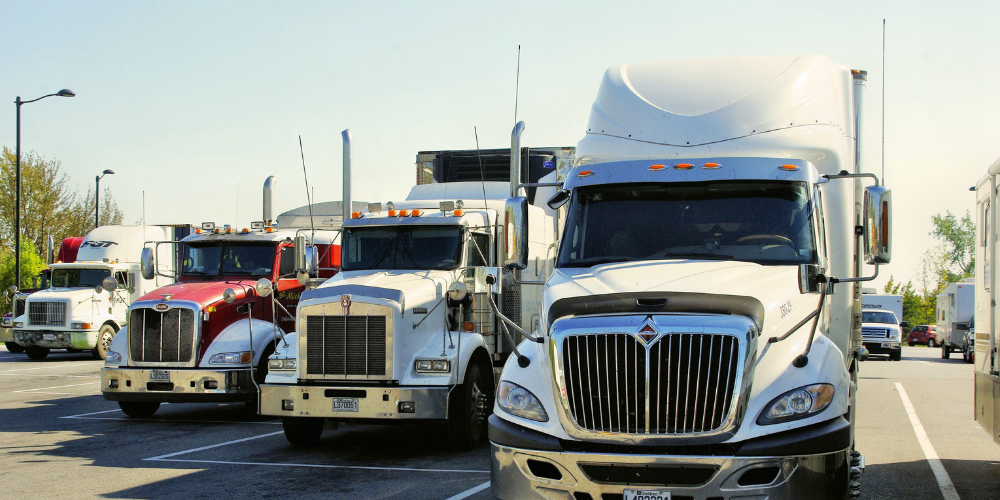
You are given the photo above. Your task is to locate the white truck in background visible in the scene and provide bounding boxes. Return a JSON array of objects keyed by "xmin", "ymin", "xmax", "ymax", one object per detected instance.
[
  {"xmin": 974, "ymin": 157, "xmax": 1000, "ymax": 445},
  {"xmin": 12, "ymin": 225, "xmax": 186, "ymax": 360},
  {"xmin": 489, "ymin": 55, "xmax": 891, "ymax": 500},
  {"xmin": 261, "ymin": 131, "xmax": 571, "ymax": 449},
  {"xmin": 938, "ymin": 279, "xmax": 974, "ymax": 362},
  {"xmin": 860, "ymin": 293, "xmax": 904, "ymax": 361}
]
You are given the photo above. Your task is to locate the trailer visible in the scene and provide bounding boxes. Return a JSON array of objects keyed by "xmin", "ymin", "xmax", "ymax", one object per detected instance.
[
  {"xmin": 937, "ymin": 279, "xmax": 974, "ymax": 361},
  {"xmin": 973, "ymin": 159, "xmax": 1000, "ymax": 444}
]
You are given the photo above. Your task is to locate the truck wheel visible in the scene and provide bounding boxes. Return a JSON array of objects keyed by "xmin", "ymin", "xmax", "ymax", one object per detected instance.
[
  {"xmin": 447, "ymin": 363, "xmax": 489, "ymax": 450},
  {"xmin": 927, "ymin": 339, "xmax": 936, "ymax": 348},
  {"xmin": 941, "ymin": 345, "xmax": 950, "ymax": 359},
  {"xmin": 964, "ymin": 346, "xmax": 974, "ymax": 364},
  {"xmin": 4, "ymin": 342, "xmax": 25, "ymax": 354},
  {"xmin": 907, "ymin": 341, "xmax": 914, "ymax": 347},
  {"xmin": 92, "ymin": 324, "xmax": 117, "ymax": 360},
  {"xmin": 119, "ymin": 401, "xmax": 160, "ymax": 417},
  {"xmin": 25, "ymin": 346, "xmax": 49, "ymax": 360},
  {"xmin": 282, "ymin": 417, "xmax": 325, "ymax": 446}
]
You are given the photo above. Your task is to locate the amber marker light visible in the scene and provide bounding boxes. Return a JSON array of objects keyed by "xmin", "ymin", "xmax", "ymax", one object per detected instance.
[
  {"xmin": 351, "ymin": 211, "xmax": 362, "ymax": 219},
  {"xmin": 577, "ymin": 170, "xmax": 593, "ymax": 177},
  {"xmin": 265, "ymin": 227, "xmax": 274, "ymax": 233},
  {"xmin": 398, "ymin": 210, "xmax": 410, "ymax": 217},
  {"xmin": 779, "ymin": 164, "xmax": 799, "ymax": 171},
  {"xmin": 674, "ymin": 163, "xmax": 694, "ymax": 170},
  {"xmin": 241, "ymin": 228, "xmax": 249, "ymax": 233},
  {"xmin": 195, "ymin": 229, "xmax": 202, "ymax": 234},
  {"xmin": 463, "ymin": 321, "xmax": 475, "ymax": 332},
  {"xmin": 411, "ymin": 209, "xmax": 422, "ymax": 217},
  {"xmin": 240, "ymin": 352, "xmax": 252, "ymax": 364},
  {"xmin": 703, "ymin": 162, "xmax": 722, "ymax": 169},
  {"xmin": 648, "ymin": 164, "xmax": 666, "ymax": 171},
  {"xmin": 453, "ymin": 209, "xmax": 464, "ymax": 216},
  {"xmin": 388, "ymin": 210, "xmax": 397, "ymax": 217}
]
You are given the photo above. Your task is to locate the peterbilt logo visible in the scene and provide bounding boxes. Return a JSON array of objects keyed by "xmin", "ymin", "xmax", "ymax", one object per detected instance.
[
  {"xmin": 153, "ymin": 303, "xmax": 170, "ymax": 312},
  {"xmin": 636, "ymin": 321, "xmax": 660, "ymax": 345},
  {"xmin": 341, "ymin": 295, "xmax": 351, "ymax": 315}
]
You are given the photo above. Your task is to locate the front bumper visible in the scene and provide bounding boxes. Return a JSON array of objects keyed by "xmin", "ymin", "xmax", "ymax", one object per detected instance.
[
  {"xmin": 102, "ymin": 367, "xmax": 253, "ymax": 403},
  {"xmin": 489, "ymin": 415, "xmax": 851, "ymax": 500},
  {"xmin": 260, "ymin": 383, "xmax": 450, "ymax": 420},
  {"xmin": 863, "ymin": 341, "xmax": 900, "ymax": 355},
  {"xmin": 13, "ymin": 329, "xmax": 98, "ymax": 349},
  {"xmin": 0, "ymin": 327, "xmax": 13, "ymax": 343}
]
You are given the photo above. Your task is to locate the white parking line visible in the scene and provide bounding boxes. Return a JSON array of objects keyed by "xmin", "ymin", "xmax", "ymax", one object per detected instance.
[
  {"xmin": 0, "ymin": 364, "xmax": 100, "ymax": 373},
  {"xmin": 67, "ymin": 416, "xmax": 282, "ymax": 425},
  {"xmin": 60, "ymin": 408, "xmax": 124, "ymax": 418},
  {"xmin": 143, "ymin": 430, "xmax": 490, "ymax": 474},
  {"xmin": 914, "ymin": 360, "xmax": 935, "ymax": 367},
  {"xmin": 444, "ymin": 481, "xmax": 491, "ymax": 500},
  {"xmin": 895, "ymin": 383, "xmax": 961, "ymax": 500},
  {"xmin": 13, "ymin": 381, "xmax": 100, "ymax": 393}
]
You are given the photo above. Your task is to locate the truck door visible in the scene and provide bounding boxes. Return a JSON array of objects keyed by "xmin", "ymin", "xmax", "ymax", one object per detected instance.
[
  {"xmin": 111, "ymin": 270, "xmax": 130, "ymax": 323},
  {"xmin": 273, "ymin": 244, "xmax": 301, "ymax": 333}
]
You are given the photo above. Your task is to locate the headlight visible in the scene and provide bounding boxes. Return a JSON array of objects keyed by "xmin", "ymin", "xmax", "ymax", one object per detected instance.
[
  {"xmin": 267, "ymin": 358, "xmax": 296, "ymax": 371},
  {"xmin": 757, "ymin": 383, "xmax": 834, "ymax": 425},
  {"xmin": 415, "ymin": 359, "xmax": 451, "ymax": 373},
  {"xmin": 209, "ymin": 352, "xmax": 252, "ymax": 365},
  {"xmin": 497, "ymin": 381, "xmax": 548, "ymax": 422},
  {"xmin": 13, "ymin": 321, "xmax": 23, "ymax": 328},
  {"xmin": 71, "ymin": 322, "xmax": 92, "ymax": 330},
  {"xmin": 105, "ymin": 351, "xmax": 122, "ymax": 364},
  {"xmin": 2, "ymin": 318, "xmax": 11, "ymax": 327}
]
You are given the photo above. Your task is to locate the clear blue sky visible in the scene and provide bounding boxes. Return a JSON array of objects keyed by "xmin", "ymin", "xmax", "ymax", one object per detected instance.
[{"xmin": 3, "ymin": 0, "xmax": 998, "ymax": 291}]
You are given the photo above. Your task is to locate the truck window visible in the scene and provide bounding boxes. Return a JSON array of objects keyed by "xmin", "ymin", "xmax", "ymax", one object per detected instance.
[
  {"xmin": 279, "ymin": 246, "xmax": 295, "ymax": 278},
  {"xmin": 557, "ymin": 181, "xmax": 817, "ymax": 268},
  {"xmin": 342, "ymin": 226, "xmax": 463, "ymax": 271},
  {"xmin": 467, "ymin": 232, "xmax": 491, "ymax": 267},
  {"xmin": 51, "ymin": 268, "xmax": 112, "ymax": 288},
  {"xmin": 862, "ymin": 311, "xmax": 898, "ymax": 324},
  {"xmin": 114, "ymin": 271, "xmax": 128, "ymax": 289},
  {"xmin": 182, "ymin": 243, "xmax": 277, "ymax": 278}
]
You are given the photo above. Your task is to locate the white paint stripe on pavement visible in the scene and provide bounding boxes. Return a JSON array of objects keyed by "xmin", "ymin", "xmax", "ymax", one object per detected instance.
[
  {"xmin": 914, "ymin": 360, "xmax": 935, "ymax": 366},
  {"xmin": 0, "ymin": 364, "xmax": 99, "ymax": 373},
  {"xmin": 150, "ymin": 458, "xmax": 490, "ymax": 474},
  {"xmin": 13, "ymin": 381, "xmax": 100, "ymax": 393},
  {"xmin": 444, "ymin": 481, "xmax": 491, "ymax": 500},
  {"xmin": 67, "ymin": 416, "xmax": 282, "ymax": 425},
  {"xmin": 59, "ymin": 408, "xmax": 126, "ymax": 418},
  {"xmin": 146, "ymin": 431, "xmax": 285, "ymax": 459},
  {"xmin": 895, "ymin": 383, "xmax": 961, "ymax": 500}
]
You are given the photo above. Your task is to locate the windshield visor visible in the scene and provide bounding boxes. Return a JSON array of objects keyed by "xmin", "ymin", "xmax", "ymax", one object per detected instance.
[
  {"xmin": 51, "ymin": 268, "xmax": 111, "ymax": 288},
  {"xmin": 557, "ymin": 181, "xmax": 817, "ymax": 268},
  {"xmin": 862, "ymin": 311, "xmax": 898, "ymax": 324},
  {"xmin": 342, "ymin": 226, "xmax": 463, "ymax": 271},
  {"xmin": 182, "ymin": 243, "xmax": 276, "ymax": 277}
]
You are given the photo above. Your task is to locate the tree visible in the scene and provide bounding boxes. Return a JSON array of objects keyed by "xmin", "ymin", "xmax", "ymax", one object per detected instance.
[
  {"xmin": 883, "ymin": 276, "xmax": 933, "ymax": 326},
  {"xmin": 0, "ymin": 238, "xmax": 46, "ymax": 310},
  {"xmin": 928, "ymin": 210, "xmax": 975, "ymax": 278}
]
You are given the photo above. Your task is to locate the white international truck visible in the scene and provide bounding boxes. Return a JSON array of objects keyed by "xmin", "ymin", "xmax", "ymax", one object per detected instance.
[
  {"xmin": 860, "ymin": 293, "xmax": 904, "ymax": 361},
  {"xmin": 937, "ymin": 278, "xmax": 974, "ymax": 361},
  {"xmin": 12, "ymin": 225, "xmax": 185, "ymax": 360},
  {"xmin": 973, "ymin": 160, "xmax": 1000, "ymax": 444},
  {"xmin": 489, "ymin": 55, "xmax": 892, "ymax": 500},
  {"xmin": 260, "ymin": 131, "xmax": 571, "ymax": 449}
]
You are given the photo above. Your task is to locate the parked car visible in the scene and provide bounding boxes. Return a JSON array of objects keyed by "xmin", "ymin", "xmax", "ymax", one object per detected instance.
[{"xmin": 907, "ymin": 325, "xmax": 941, "ymax": 346}]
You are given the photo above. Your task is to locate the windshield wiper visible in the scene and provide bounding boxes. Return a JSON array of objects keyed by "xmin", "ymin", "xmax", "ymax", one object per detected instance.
[
  {"xmin": 660, "ymin": 252, "xmax": 736, "ymax": 261},
  {"xmin": 369, "ymin": 240, "xmax": 394, "ymax": 269}
]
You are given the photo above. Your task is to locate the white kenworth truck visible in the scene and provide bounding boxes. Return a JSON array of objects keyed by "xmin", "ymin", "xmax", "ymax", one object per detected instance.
[
  {"xmin": 489, "ymin": 55, "xmax": 892, "ymax": 500},
  {"xmin": 261, "ymin": 134, "xmax": 571, "ymax": 449},
  {"xmin": 13, "ymin": 225, "xmax": 185, "ymax": 360},
  {"xmin": 973, "ymin": 158, "xmax": 1000, "ymax": 445}
]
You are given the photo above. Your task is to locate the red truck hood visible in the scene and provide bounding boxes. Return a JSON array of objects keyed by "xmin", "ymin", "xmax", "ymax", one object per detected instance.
[{"xmin": 139, "ymin": 279, "xmax": 260, "ymax": 308}]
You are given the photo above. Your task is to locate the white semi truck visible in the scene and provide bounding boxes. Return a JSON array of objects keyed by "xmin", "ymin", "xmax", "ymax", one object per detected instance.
[
  {"xmin": 489, "ymin": 55, "xmax": 891, "ymax": 500},
  {"xmin": 973, "ymin": 161, "xmax": 1000, "ymax": 444},
  {"xmin": 260, "ymin": 131, "xmax": 570, "ymax": 449},
  {"xmin": 860, "ymin": 293, "xmax": 904, "ymax": 360},
  {"xmin": 12, "ymin": 225, "xmax": 185, "ymax": 360},
  {"xmin": 937, "ymin": 278, "xmax": 974, "ymax": 361}
]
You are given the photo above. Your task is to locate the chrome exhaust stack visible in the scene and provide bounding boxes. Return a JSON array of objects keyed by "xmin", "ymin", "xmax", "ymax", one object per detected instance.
[
  {"xmin": 342, "ymin": 129, "xmax": 352, "ymax": 224},
  {"xmin": 263, "ymin": 175, "xmax": 276, "ymax": 226},
  {"xmin": 510, "ymin": 121, "xmax": 525, "ymax": 197}
]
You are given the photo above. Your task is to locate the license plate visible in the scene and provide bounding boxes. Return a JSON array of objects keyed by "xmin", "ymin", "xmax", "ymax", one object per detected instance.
[
  {"xmin": 881, "ymin": 342, "xmax": 890, "ymax": 348},
  {"xmin": 43, "ymin": 334, "xmax": 56, "ymax": 341},
  {"xmin": 331, "ymin": 398, "xmax": 358, "ymax": 412},
  {"xmin": 623, "ymin": 489, "xmax": 671, "ymax": 500},
  {"xmin": 149, "ymin": 370, "xmax": 170, "ymax": 382}
]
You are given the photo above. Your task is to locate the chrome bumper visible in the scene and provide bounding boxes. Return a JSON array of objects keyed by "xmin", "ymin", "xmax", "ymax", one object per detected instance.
[
  {"xmin": 260, "ymin": 383, "xmax": 450, "ymax": 420},
  {"xmin": 101, "ymin": 367, "xmax": 253, "ymax": 403},
  {"xmin": 491, "ymin": 443, "xmax": 850, "ymax": 500},
  {"xmin": 13, "ymin": 329, "xmax": 97, "ymax": 349}
]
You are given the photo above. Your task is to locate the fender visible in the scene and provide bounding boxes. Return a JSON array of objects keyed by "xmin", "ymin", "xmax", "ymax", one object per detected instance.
[
  {"xmin": 263, "ymin": 332, "xmax": 298, "ymax": 384},
  {"xmin": 105, "ymin": 325, "xmax": 129, "ymax": 367},
  {"xmin": 454, "ymin": 331, "xmax": 488, "ymax": 385},
  {"xmin": 200, "ymin": 318, "xmax": 288, "ymax": 367}
]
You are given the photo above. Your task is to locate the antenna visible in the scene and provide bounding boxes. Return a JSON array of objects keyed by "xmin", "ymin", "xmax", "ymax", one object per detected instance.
[
  {"xmin": 235, "ymin": 182, "xmax": 240, "ymax": 229},
  {"xmin": 298, "ymin": 135, "xmax": 316, "ymax": 236},
  {"xmin": 474, "ymin": 126, "xmax": 489, "ymax": 212},
  {"xmin": 882, "ymin": 18, "xmax": 886, "ymax": 183},
  {"xmin": 514, "ymin": 44, "xmax": 521, "ymax": 125}
]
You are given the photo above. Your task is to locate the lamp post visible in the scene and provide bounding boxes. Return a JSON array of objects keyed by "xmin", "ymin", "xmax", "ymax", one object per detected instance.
[
  {"xmin": 14, "ymin": 89, "xmax": 75, "ymax": 290},
  {"xmin": 95, "ymin": 169, "xmax": 114, "ymax": 228}
]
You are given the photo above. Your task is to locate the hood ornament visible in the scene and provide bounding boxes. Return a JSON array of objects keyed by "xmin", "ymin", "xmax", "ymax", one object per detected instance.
[
  {"xmin": 161, "ymin": 294, "xmax": 173, "ymax": 301},
  {"xmin": 636, "ymin": 320, "xmax": 660, "ymax": 345},
  {"xmin": 341, "ymin": 295, "xmax": 352, "ymax": 315}
]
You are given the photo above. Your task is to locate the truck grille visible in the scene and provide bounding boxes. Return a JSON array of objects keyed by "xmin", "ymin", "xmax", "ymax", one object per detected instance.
[
  {"xmin": 128, "ymin": 308, "xmax": 197, "ymax": 363},
  {"xmin": 862, "ymin": 327, "xmax": 890, "ymax": 339},
  {"xmin": 305, "ymin": 315, "xmax": 387, "ymax": 376},
  {"xmin": 562, "ymin": 333, "xmax": 739, "ymax": 434},
  {"xmin": 28, "ymin": 302, "xmax": 66, "ymax": 327}
]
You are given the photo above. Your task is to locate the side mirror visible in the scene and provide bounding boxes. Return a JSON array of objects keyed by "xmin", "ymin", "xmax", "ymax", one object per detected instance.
[
  {"xmin": 547, "ymin": 190, "xmax": 570, "ymax": 210},
  {"xmin": 798, "ymin": 264, "xmax": 821, "ymax": 293},
  {"xmin": 504, "ymin": 196, "xmax": 529, "ymax": 270},
  {"xmin": 223, "ymin": 288, "xmax": 237, "ymax": 304},
  {"xmin": 956, "ymin": 322, "xmax": 969, "ymax": 331},
  {"xmin": 140, "ymin": 247, "xmax": 155, "ymax": 280},
  {"xmin": 294, "ymin": 235, "xmax": 318, "ymax": 285},
  {"xmin": 900, "ymin": 321, "xmax": 911, "ymax": 330},
  {"xmin": 102, "ymin": 276, "xmax": 118, "ymax": 293},
  {"xmin": 447, "ymin": 281, "xmax": 467, "ymax": 302},
  {"xmin": 255, "ymin": 278, "xmax": 273, "ymax": 298},
  {"xmin": 863, "ymin": 186, "xmax": 892, "ymax": 265}
]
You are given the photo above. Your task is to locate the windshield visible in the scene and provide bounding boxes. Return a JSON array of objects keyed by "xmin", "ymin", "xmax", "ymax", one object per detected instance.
[
  {"xmin": 557, "ymin": 181, "xmax": 817, "ymax": 268},
  {"xmin": 342, "ymin": 226, "xmax": 464, "ymax": 271},
  {"xmin": 182, "ymin": 243, "xmax": 277, "ymax": 277},
  {"xmin": 51, "ymin": 268, "xmax": 111, "ymax": 288},
  {"xmin": 862, "ymin": 311, "xmax": 898, "ymax": 324}
]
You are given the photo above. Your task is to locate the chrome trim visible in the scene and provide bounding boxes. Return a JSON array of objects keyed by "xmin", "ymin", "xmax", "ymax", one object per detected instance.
[
  {"xmin": 101, "ymin": 367, "xmax": 253, "ymax": 402},
  {"xmin": 298, "ymin": 301, "xmax": 395, "ymax": 381},
  {"xmin": 549, "ymin": 313, "xmax": 757, "ymax": 445},
  {"xmin": 259, "ymin": 383, "xmax": 448, "ymax": 419},
  {"xmin": 27, "ymin": 300, "xmax": 68, "ymax": 327},
  {"xmin": 126, "ymin": 299, "xmax": 202, "ymax": 368}
]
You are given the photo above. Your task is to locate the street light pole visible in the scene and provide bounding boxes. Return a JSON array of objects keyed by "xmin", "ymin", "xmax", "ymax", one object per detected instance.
[
  {"xmin": 95, "ymin": 169, "xmax": 114, "ymax": 228},
  {"xmin": 13, "ymin": 89, "xmax": 75, "ymax": 289}
]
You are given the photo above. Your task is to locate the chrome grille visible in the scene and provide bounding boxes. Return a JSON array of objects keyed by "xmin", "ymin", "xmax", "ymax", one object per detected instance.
[
  {"xmin": 28, "ymin": 302, "xmax": 66, "ymax": 327},
  {"xmin": 128, "ymin": 308, "xmax": 197, "ymax": 363},
  {"xmin": 305, "ymin": 315, "xmax": 387, "ymax": 376},
  {"xmin": 862, "ymin": 327, "xmax": 889, "ymax": 339},
  {"xmin": 562, "ymin": 333, "xmax": 739, "ymax": 434}
]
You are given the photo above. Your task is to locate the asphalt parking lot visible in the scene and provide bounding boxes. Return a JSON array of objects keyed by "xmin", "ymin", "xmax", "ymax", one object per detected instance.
[{"xmin": 1, "ymin": 345, "xmax": 997, "ymax": 499}]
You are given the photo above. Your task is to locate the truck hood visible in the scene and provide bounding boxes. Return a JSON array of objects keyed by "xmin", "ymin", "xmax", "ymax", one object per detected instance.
[
  {"xmin": 314, "ymin": 269, "xmax": 458, "ymax": 309},
  {"xmin": 545, "ymin": 260, "xmax": 815, "ymax": 338},
  {"xmin": 138, "ymin": 280, "xmax": 260, "ymax": 308},
  {"xmin": 26, "ymin": 288, "xmax": 99, "ymax": 304}
]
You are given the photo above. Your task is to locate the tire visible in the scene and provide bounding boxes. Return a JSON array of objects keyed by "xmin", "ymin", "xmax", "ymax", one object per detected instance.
[
  {"xmin": 282, "ymin": 417, "xmax": 325, "ymax": 446},
  {"xmin": 25, "ymin": 346, "xmax": 49, "ymax": 360},
  {"xmin": 92, "ymin": 324, "xmax": 117, "ymax": 360},
  {"xmin": 907, "ymin": 341, "xmax": 915, "ymax": 347},
  {"xmin": 928, "ymin": 339, "xmax": 936, "ymax": 348},
  {"xmin": 890, "ymin": 350, "xmax": 901, "ymax": 361},
  {"xmin": 119, "ymin": 401, "xmax": 160, "ymax": 417},
  {"xmin": 447, "ymin": 363, "xmax": 490, "ymax": 450},
  {"xmin": 941, "ymin": 345, "xmax": 950, "ymax": 359},
  {"xmin": 964, "ymin": 346, "xmax": 974, "ymax": 364},
  {"xmin": 5, "ymin": 342, "xmax": 25, "ymax": 354}
]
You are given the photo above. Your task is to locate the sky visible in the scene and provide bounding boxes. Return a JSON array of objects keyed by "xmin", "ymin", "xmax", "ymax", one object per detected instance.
[{"xmin": 2, "ymin": 0, "xmax": 998, "ymax": 292}]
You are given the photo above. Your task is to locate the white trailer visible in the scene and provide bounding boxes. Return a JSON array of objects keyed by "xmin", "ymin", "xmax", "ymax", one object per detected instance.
[
  {"xmin": 12, "ymin": 225, "xmax": 186, "ymax": 359},
  {"xmin": 489, "ymin": 55, "xmax": 892, "ymax": 500},
  {"xmin": 938, "ymin": 279, "xmax": 974, "ymax": 361},
  {"xmin": 974, "ymin": 157, "xmax": 1000, "ymax": 445}
]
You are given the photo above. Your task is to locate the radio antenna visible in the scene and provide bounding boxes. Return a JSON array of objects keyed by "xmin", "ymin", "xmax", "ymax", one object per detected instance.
[
  {"xmin": 299, "ymin": 135, "xmax": 316, "ymax": 236},
  {"xmin": 235, "ymin": 182, "xmax": 240, "ymax": 229},
  {"xmin": 882, "ymin": 18, "xmax": 886, "ymax": 183},
  {"xmin": 514, "ymin": 44, "xmax": 521, "ymax": 125}
]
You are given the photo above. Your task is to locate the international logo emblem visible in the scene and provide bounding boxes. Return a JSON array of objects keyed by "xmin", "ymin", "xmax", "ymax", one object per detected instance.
[
  {"xmin": 636, "ymin": 321, "xmax": 660, "ymax": 344},
  {"xmin": 341, "ymin": 295, "xmax": 351, "ymax": 315}
]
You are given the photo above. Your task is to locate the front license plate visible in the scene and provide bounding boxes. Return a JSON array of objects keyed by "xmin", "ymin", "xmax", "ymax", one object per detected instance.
[
  {"xmin": 881, "ymin": 342, "xmax": 890, "ymax": 348},
  {"xmin": 42, "ymin": 334, "xmax": 56, "ymax": 341},
  {"xmin": 623, "ymin": 489, "xmax": 671, "ymax": 500},
  {"xmin": 331, "ymin": 398, "xmax": 359, "ymax": 412},
  {"xmin": 149, "ymin": 370, "xmax": 170, "ymax": 382}
]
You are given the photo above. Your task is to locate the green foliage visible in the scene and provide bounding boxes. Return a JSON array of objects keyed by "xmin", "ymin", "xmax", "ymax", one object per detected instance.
[
  {"xmin": 928, "ymin": 210, "xmax": 975, "ymax": 279},
  {"xmin": 0, "ymin": 238, "xmax": 46, "ymax": 311},
  {"xmin": 883, "ymin": 276, "xmax": 935, "ymax": 326}
]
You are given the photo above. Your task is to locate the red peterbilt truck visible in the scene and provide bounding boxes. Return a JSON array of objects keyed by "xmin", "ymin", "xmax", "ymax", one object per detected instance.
[{"xmin": 101, "ymin": 177, "xmax": 352, "ymax": 416}]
